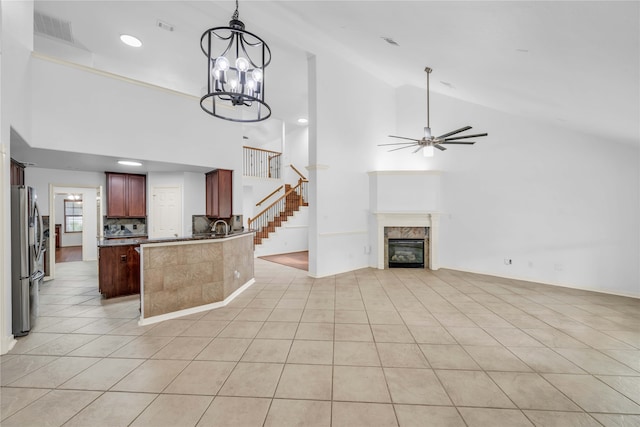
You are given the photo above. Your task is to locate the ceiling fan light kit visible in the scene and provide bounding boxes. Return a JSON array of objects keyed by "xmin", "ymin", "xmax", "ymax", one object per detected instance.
[
  {"xmin": 200, "ymin": 0, "xmax": 271, "ymax": 122},
  {"xmin": 380, "ymin": 67, "xmax": 488, "ymax": 156}
]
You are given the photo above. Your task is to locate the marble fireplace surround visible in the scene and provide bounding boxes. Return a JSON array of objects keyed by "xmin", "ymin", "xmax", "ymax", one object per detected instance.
[{"xmin": 374, "ymin": 212, "xmax": 439, "ymax": 270}]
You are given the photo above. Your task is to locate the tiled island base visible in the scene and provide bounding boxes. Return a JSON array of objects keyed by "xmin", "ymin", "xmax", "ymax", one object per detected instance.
[{"xmin": 140, "ymin": 233, "xmax": 254, "ymax": 324}]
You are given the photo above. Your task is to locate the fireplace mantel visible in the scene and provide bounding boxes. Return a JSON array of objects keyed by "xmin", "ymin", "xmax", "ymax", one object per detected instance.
[{"xmin": 373, "ymin": 212, "xmax": 440, "ymax": 270}]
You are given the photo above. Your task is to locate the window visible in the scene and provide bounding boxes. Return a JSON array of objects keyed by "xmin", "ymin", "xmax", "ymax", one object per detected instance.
[{"xmin": 64, "ymin": 199, "xmax": 83, "ymax": 233}]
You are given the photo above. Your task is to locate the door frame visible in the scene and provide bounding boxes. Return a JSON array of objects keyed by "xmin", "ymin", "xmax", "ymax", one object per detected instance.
[{"xmin": 48, "ymin": 184, "xmax": 102, "ymax": 280}]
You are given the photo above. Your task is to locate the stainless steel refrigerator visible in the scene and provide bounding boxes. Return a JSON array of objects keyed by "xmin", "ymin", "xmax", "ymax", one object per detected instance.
[{"xmin": 11, "ymin": 185, "xmax": 45, "ymax": 337}]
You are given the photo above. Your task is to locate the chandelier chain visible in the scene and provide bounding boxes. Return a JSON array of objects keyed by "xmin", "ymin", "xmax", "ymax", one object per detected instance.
[{"xmin": 232, "ymin": 0, "xmax": 239, "ymax": 20}]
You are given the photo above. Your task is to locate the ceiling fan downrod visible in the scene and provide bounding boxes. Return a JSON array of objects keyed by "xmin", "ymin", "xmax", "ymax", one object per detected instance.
[{"xmin": 425, "ymin": 67, "xmax": 431, "ymax": 138}]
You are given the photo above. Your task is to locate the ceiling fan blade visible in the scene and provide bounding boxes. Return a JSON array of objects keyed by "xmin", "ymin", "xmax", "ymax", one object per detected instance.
[
  {"xmin": 378, "ymin": 142, "xmax": 420, "ymax": 146},
  {"xmin": 436, "ymin": 126, "xmax": 472, "ymax": 139},
  {"xmin": 440, "ymin": 141, "xmax": 476, "ymax": 145},
  {"xmin": 412, "ymin": 146, "xmax": 424, "ymax": 154},
  {"xmin": 444, "ymin": 133, "xmax": 488, "ymax": 141},
  {"xmin": 388, "ymin": 135, "xmax": 421, "ymax": 142},
  {"xmin": 434, "ymin": 144, "xmax": 447, "ymax": 151},
  {"xmin": 388, "ymin": 144, "xmax": 420, "ymax": 152}
]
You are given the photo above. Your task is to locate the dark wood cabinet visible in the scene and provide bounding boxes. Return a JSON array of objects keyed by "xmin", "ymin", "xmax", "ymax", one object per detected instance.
[
  {"xmin": 106, "ymin": 172, "xmax": 146, "ymax": 218},
  {"xmin": 10, "ymin": 159, "xmax": 25, "ymax": 185},
  {"xmin": 206, "ymin": 169, "xmax": 233, "ymax": 218},
  {"xmin": 98, "ymin": 244, "xmax": 140, "ymax": 298},
  {"xmin": 127, "ymin": 174, "xmax": 147, "ymax": 217}
]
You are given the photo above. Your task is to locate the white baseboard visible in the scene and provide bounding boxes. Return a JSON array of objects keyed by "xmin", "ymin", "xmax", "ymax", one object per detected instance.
[
  {"xmin": 439, "ymin": 266, "xmax": 640, "ymax": 299},
  {"xmin": 1, "ymin": 335, "xmax": 17, "ymax": 355},
  {"xmin": 138, "ymin": 278, "xmax": 256, "ymax": 326}
]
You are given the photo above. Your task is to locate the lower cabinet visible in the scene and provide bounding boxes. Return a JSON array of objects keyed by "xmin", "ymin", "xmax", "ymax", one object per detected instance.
[{"xmin": 98, "ymin": 245, "xmax": 140, "ymax": 298}]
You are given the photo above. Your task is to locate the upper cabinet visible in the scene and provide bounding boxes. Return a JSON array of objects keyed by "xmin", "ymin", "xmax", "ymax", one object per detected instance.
[
  {"xmin": 206, "ymin": 169, "xmax": 232, "ymax": 218},
  {"xmin": 106, "ymin": 172, "xmax": 147, "ymax": 218}
]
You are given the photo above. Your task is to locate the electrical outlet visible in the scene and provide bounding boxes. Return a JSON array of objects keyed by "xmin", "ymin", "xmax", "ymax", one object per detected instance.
[
  {"xmin": 504, "ymin": 258, "xmax": 512, "ymax": 265},
  {"xmin": 554, "ymin": 263, "xmax": 563, "ymax": 271}
]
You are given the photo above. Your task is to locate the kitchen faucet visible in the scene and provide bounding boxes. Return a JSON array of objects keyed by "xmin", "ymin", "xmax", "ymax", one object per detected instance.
[{"xmin": 211, "ymin": 219, "xmax": 229, "ymax": 236}]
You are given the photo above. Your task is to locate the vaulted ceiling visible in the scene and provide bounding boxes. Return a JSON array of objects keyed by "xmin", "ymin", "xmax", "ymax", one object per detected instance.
[{"xmin": 28, "ymin": 1, "xmax": 640, "ymax": 148}]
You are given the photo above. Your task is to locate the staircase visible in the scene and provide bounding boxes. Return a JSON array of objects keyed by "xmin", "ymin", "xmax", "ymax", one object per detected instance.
[{"xmin": 249, "ymin": 179, "xmax": 308, "ymax": 246}]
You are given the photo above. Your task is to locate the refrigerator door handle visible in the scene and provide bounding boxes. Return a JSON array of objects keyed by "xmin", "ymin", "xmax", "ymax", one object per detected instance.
[{"xmin": 34, "ymin": 200, "xmax": 45, "ymax": 261}]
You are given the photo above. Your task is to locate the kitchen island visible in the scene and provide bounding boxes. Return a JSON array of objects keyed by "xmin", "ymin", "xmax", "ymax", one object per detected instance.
[{"xmin": 97, "ymin": 231, "xmax": 255, "ymax": 325}]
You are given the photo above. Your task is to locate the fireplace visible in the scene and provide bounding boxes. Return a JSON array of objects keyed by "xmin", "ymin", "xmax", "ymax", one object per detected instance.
[
  {"xmin": 388, "ymin": 239, "xmax": 424, "ymax": 268},
  {"xmin": 373, "ymin": 213, "xmax": 439, "ymax": 270},
  {"xmin": 369, "ymin": 171, "xmax": 441, "ymax": 271}
]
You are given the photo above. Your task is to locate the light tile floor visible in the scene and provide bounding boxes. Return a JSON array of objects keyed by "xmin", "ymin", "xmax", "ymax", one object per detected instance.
[{"xmin": 1, "ymin": 259, "xmax": 639, "ymax": 426}]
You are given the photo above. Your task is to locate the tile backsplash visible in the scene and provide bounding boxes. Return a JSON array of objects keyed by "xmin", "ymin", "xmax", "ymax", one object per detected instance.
[
  {"xmin": 192, "ymin": 215, "xmax": 244, "ymax": 235},
  {"xmin": 104, "ymin": 217, "xmax": 147, "ymax": 237}
]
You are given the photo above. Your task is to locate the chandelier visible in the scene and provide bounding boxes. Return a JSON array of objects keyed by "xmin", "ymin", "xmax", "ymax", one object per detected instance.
[{"xmin": 200, "ymin": 0, "xmax": 271, "ymax": 122}]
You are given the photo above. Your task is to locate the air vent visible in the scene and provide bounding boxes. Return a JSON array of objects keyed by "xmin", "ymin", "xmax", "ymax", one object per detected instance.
[
  {"xmin": 157, "ymin": 20, "xmax": 175, "ymax": 32},
  {"xmin": 34, "ymin": 11, "xmax": 74, "ymax": 43}
]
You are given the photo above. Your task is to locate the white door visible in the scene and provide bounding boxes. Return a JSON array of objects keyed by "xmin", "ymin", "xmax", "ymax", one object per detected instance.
[{"xmin": 150, "ymin": 186, "xmax": 182, "ymax": 238}]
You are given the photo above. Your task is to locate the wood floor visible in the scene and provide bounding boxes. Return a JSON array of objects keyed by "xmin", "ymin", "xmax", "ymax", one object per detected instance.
[
  {"xmin": 55, "ymin": 246, "xmax": 82, "ymax": 263},
  {"xmin": 258, "ymin": 250, "xmax": 309, "ymax": 271}
]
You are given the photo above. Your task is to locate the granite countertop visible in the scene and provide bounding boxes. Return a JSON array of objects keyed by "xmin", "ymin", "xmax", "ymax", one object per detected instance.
[{"xmin": 97, "ymin": 230, "xmax": 254, "ymax": 247}]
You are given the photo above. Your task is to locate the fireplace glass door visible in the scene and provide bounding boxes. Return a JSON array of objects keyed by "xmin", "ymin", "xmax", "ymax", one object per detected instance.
[{"xmin": 388, "ymin": 239, "xmax": 424, "ymax": 268}]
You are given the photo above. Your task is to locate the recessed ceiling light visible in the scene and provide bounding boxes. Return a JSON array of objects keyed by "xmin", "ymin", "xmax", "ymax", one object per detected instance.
[
  {"xmin": 118, "ymin": 160, "xmax": 142, "ymax": 166},
  {"xmin": 120, "ymin": 34, "xmax": 142, "ymax": 48},
  {"xmin": 297, "ymin": 118, "xmax": 308, "ymax": 124}
]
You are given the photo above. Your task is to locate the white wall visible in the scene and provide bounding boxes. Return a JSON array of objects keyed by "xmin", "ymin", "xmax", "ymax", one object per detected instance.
[
  {"xmin": 308, "ymin": 51, "xmax": 396, "ymax": 277},
  {"xmin": 1, "ymin": 0, "xmax": 33, "ymax": 354},
  {"xmin": 283, "ymin": 125, "xmax": 309, "ymax": 184},
  {"xmin": 30, "ymin": 56, "xmax": 244, "ymax": 178},
  {"xmin": 183, "ymin": 172, "xmax": 205, "ymax": 235},
  {"xmin": 25, "ymin": 167, "xmax": 106, "ymax": 215},
  {"xmin": 389, "ymin": 86, "xmax": 640, "ymax": 297}
]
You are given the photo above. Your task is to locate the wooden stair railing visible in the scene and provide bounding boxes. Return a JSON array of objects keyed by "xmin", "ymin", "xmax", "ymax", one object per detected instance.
[
  {"xmin": 290, "ymin": 164, "xmax": 307, "ymax": 181},
  {"xmin": 243, "ymin": 146, "xmax": 282, "ymax": 179},
  {"xmin": 256, "ymin": 185, "xmax": 284, "ymax": 207},
  {"xmin": 249, "ymin": 179, "xmax": 308, "ymax": 245}
]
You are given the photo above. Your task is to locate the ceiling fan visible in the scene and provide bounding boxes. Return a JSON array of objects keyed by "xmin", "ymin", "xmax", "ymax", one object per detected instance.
[{"xmin": 379, "ymin": 67, "xmax": 488, "ymax": 156}]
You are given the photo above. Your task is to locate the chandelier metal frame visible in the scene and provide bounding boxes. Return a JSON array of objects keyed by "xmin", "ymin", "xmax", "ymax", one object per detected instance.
[{"xmin": 200, "ymin": 0, "xmax": 271, "ymax": 122}]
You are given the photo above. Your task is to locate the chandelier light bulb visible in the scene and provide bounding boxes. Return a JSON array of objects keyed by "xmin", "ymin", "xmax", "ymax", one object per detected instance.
[
  {"xmin": 251, "ymin": 68, "xmax": 263, "ymax": 82},
  {"xmin": 236, "ymin": 57, "xmax": 249, "ymax": 72},
  {"xmin": 229, "ymin": 79, "xmax": 238, "ymax": 90},
  {"xmin": 215, "ymin": 56, "xmax": 230, "ymax": 71},
  {"xmin": 247, "ymin": 79, "xmax": 256, "ymax": 90}
]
